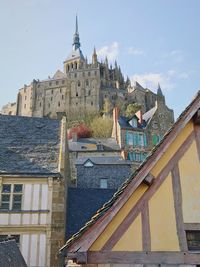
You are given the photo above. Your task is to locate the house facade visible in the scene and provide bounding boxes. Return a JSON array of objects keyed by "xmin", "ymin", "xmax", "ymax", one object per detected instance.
[
  {"xmin": 0, "ymin": 115, "xmax": 69, "ymax": 267},
  {"xmin": 112, "ymin": 85, "xmax": 174, "ymax": 169},
  {"xmin": 60, "ymin": 91, "xmax": 200, "ymax": 267}
]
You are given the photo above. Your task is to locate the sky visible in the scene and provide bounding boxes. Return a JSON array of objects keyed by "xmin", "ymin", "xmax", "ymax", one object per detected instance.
[{"xmin": 0, "ymin": 0, "xmax": 200, "ymax": 118}]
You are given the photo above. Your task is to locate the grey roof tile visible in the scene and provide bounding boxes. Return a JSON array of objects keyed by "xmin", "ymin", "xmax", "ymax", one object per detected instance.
[
  {"xmin": 0, "ymin": 115, "xmax": 61, "ymax": 175},
  {"xmin": 0, "ymin": 240, "xmax": 27, "ymax": 267}
]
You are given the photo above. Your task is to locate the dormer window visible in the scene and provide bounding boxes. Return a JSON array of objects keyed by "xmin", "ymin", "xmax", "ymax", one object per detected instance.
[{"xmin": 84, "ymin": 160, "xmax": 94, "ymax": 167}]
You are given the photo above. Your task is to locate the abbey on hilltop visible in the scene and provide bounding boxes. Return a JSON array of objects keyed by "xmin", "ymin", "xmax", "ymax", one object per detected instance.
[{"xmin": 2, "ymin": 16, "xmax": 173, "ymax": 122}]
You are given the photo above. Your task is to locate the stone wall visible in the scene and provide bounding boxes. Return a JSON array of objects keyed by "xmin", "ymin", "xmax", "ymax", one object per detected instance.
[{"xmin": 49, "ymin": 178, "xmax": 65, "ymax": 267}]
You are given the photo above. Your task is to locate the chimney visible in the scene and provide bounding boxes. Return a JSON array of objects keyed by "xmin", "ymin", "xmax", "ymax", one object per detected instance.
[
  {"xmin": 136, "ymin": 110, "xmax": 143, "ymax": 124},
  {"xmin": 72, "ymin": 132, "xmax": 78, "ymax": 142},
  {"xmin": 112, "ymin": 107, "xmax": 120, "ymax": 143}
]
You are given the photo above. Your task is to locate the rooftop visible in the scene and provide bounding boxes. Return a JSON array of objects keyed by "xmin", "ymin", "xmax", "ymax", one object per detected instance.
[{"xmin": 0, "ymin": 115, "xmax": 61, "ymax": 175}]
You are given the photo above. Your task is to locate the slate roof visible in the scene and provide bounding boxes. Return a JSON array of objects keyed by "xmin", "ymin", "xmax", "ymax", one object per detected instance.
[
  {"xmin": 118, "ymin": 115, "xmax": 145, "ymax": 129},
  {"xmin": 75, "ymin": 156, "xmax": 132, "ymax": 165},
  {"xmin": 68, "ymin": 137, "xmax": 121, "ymax": 152},
  {"xmin": 0, "ymin": 115, "xmax": 61, "ymax": 175},
  {"xmin": 60, "ymin": 91, "xmax": 200, "ymax": 252},
  {"xmin": 66, "ymin": 188, "xmax": 116, "ymax": 239},
  {"xmin": 142, "ymin": 106, "xmax": 157, "ymax": 123},
  {"xmin": 0, "ymin": 240, "xmax": 27, "ymax": 267}
]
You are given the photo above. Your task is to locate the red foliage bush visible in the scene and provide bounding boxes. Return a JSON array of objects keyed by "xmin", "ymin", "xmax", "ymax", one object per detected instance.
[{"xmin": 68, "ymin": 124, "xmax": 92, "ymax": 139}]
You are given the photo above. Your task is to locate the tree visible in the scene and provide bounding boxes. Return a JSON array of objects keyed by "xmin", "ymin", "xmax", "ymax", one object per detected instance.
[
  {"xmin": 90, "ymin": 116, "xmax": 113, "ymax": 138},
  {"xmin": 68, "ymin": 124, "xmax": 92, "ymax": 139},
  {"xmin": 103, "ymin": 98, "xmax": 113, "ymax": 115},
  {"xmin": 125, "ymin": 103, "xmax": 141, "ymax": 117}
]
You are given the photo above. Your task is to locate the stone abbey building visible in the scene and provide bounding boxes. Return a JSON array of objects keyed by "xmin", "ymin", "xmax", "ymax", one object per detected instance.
[{"xmin": 2, "ymin": 16, "xmax": 173, "ymax": 124}]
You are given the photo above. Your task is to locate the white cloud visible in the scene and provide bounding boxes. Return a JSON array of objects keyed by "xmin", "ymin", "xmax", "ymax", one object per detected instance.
[
  {"xmin": 165, "ymin": 50, "xmax": 184, "ymax": 63},
  {"xmin": 97, "ymin": 42, "xmax": 119, "ymax": 62},
  {"xmin": 130, "ymin": 72, "xmax": 175, "ymax": 91},
  {"xmin": 127, "ymin": 47, "xmax": 144, "ymax": 55}
]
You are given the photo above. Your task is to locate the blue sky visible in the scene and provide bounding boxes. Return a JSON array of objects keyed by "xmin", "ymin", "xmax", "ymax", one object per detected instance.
[{"xmin": 1, "ymin": 0, "xmax": 200, "ymax": 118}]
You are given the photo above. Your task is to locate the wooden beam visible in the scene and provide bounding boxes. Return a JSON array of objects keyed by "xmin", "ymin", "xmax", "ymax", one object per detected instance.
[
  {"xmin": 101, "ymin": 131, "xmax": 194, "ymax": 251},
  {"xmin": 193, "ymin": 109, "xmax": 200, "ymax": 124},
  {"xmin": 87, "ymin": 251, "xmax": 200, "ymax": 264},
  {"xmin": 184, "ymin": 223, "xmax": 200, "ymax": 231},
  {"xmin": 171, "ymin": 164, "xmax": 188, "ymax": 251},
  {"xmin": 141, "ymin": 202, "xmax": 151, "ymax": 251},
  {"xmin": 144, "ymin": 173, "xmax": 155, "ymax": 186}
]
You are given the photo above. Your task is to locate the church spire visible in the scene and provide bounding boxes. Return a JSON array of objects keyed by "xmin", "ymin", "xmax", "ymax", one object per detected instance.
[{"xmin": 73, "ymin": 15, "xmax": 81, "ymax": 50}]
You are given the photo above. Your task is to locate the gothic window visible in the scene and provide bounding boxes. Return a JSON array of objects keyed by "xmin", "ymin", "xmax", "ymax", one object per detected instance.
[
  {"xmin": 67, "ymin": 65, "xmax": 70, "ymax": 72},
  {"xmin": 71, "ymin": 63, "xmax": 73, "ymax": 69},
  {"xmin": 88, "ymin": 90, "xmax": 91, "ymax": 96},
  {"xmin": 91, "ymin": 101, "xmax": 93, "ymax": 106},
  {"xmin": 77, "ymin": 81, "xmax": 81, "ymax": 87},
  {"xmin": 86, "ymin": 80, "xmax": 89, "ymax": 86},
  {"xmin": 75, "ymin": 62, "xmax": 78, "ymax": 69},
  {"xmin": 58, "ymin": 101, "xmax": 60, "ymax": 107},
  {"xmin": 88, "ymin": 71, "xmax": 91, "ymax": 76},
  {"xmin": 76, "ymin": 92, "xmax": 78, "ymax": 97}
]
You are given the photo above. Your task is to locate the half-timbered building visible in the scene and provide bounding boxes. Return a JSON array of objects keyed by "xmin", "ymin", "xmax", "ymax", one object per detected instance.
[{"xmin": 60, "ymin": 91, "xmax": 200, "ymax": 266}]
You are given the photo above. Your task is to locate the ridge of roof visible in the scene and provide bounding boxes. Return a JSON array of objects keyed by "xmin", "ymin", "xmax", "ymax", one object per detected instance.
[{"xmin": 60, "ymin": 90, "xmax": 200, "ymax": 253}]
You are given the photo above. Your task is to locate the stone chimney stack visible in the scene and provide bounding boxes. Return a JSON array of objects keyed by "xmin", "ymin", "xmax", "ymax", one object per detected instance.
[
  {"xmin": 72, "ymin": 132, "xmax": 78, "ymax": 142},
  {"xmin": 136, "ymin": 110, "xmax": 143, "ymax": 124},
  {"xmin": 112, "ymin": 107, "xmax": 120, "ymax": 143}
]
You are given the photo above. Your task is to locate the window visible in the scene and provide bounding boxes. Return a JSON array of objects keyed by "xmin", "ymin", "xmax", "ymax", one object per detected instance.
[
  {"xmin": 48, "ymin": 103, "xmax": 50, "ymax": 108},
  {"xmin": 88, "ymin": 90, "xmax": 91, "ymax": 96},
  {"xmin": 49, "ymin": 82, "xmax": 52, "ymax": 86},
  {"xmin": 56, "ymin": 81, "xmax": 59, "ymax": 85},
  {"xmin": 91, "ymin": 101, "xmax": 93, "ymax": 106},
  {"xmin": 76, "ymin": 92, "xmax": 78, "ymax": 97},
  {"xmin": 126, "ymin": 132, "xmax": 147, "ymax": 147},
  {"xmin": 51, "ymin": 90, "xmax": 53, "ymax": 94},
  {"xmin": 62, "ymin": 80, "xmax": 65, "ymax": 84},
  {"xmin": 88, "ymin": 71, "xmax": 90, "ymax": 76},
  {"xmin": 86, "ymin": 80, "xmax": 89, "ymax": 86},
  {"xmin": 60, "ymin": 88, "xmax": 62, "ymax": 93},
  {"xmin": 1, "ymin": 184, "xmax": 23, "ymax": 210},
  {"xmin": 24, "ymin": 104, "xmax": 26, "ymax": 109},
  {"xmin": 51, "ymin": 97, "xmax": 53, "ymax": 101},
  {"xmin": 186, "ymin": 231, "xmax": 200, "ymax": 251},
  {"xmin": 62, "ymin": 95, "xmax": 64, "ymax": 100},
  {"xmin": 74, "ymin": 73, "xmax": 77, "ymax": 78},
  {"xmin": 77, "ymin": 81, "xmax": 81, "ymax": 87},
  {"xmin": 100, "ymin": 179, "xmax": 108, "ymax": 189},
  {"xmin": 58, "ymin": 101, "xmax": 60, "ymax": 107}
]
